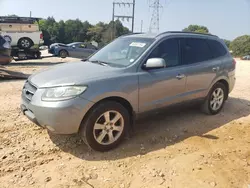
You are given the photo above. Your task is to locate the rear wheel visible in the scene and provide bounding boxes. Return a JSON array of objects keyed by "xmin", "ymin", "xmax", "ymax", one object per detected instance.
[
  {"xmin": 18, "ymin": 38, "xmax": 33, "ymax": 49},
  {"xmin": 79, "ymin": 101, "xmax": 130, "ymax": 152},
  {"xmin": 59, "ymin": 50, "xmax": 68, "ymax": 58},
  {"xmin": 201, "ymin": 82, "xmax": 226, "ymax": 115}
]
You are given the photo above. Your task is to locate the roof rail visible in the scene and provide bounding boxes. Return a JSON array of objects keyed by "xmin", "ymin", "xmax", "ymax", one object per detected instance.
[
  {"xmin": 156, "ymin": 31, "xmax": 218, "ymax": 38},
  {"xmin": 121, "ymin": 32, "xmax": 144, "ymax": 37}
]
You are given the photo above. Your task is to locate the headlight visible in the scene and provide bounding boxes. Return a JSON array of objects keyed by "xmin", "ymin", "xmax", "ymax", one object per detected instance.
[
  {"xmin": 42, "ymin": 86, "xmax": 87, "ymax": 101},
  {"xmin": 54, "ymin": 46, "xmax": 59, "ymax": 49}
]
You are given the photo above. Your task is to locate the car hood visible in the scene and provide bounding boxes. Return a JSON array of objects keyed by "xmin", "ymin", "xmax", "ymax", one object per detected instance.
[{"xmin": 29, "ymin": 61, "xmax": 122, "ymax": 88}]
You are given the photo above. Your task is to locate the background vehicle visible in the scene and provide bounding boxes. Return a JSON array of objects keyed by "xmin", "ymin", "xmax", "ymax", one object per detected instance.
[
  {"xmin": 0, "ymin": 16, "xmax": 44, "ymax": 49},
  {"xmin": 241, "ymin": 55, "xmax": 250, "ymax": 60},
  {"xmin": 48, "ymin": 42, "xmax": 98, "ymax": 58},
  {"xmin": 21, "ymin": 31, "xmax": 236, "ymax": 151},
  {"xmin": 0, "ymin": 35, "xmax": 12, "ymax": 65}
]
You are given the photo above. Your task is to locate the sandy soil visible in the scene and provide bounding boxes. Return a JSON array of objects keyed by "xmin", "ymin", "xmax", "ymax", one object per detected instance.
[{"xmin": 0, "ymin": 57, "xmax": 249, "ymax": 188}]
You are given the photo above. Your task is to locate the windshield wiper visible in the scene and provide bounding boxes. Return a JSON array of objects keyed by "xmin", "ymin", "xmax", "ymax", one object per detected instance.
[{"xmin": 89, "ymin": 60, "xmax": 110, "ymax": 66}]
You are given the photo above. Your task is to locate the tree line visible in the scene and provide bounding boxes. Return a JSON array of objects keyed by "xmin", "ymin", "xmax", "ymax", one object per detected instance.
[
  {"xmin": 39, "ymin": 17, "xmax": 249, "ymax": 57},
  {"xmin": 39, "ymin": 17, "xmax": 130, "ymax": 47}
]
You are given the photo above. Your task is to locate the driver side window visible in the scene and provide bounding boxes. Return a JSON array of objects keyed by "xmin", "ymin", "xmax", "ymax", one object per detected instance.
[{"xmin": 148, "ymin": 38, "xmax": 180, "ymax": 67}]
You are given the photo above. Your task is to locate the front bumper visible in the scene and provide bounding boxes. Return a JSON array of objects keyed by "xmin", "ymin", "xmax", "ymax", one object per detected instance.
[{"xmin": 21, "ymin": 94, "xmax": 94, "ymax": 134}]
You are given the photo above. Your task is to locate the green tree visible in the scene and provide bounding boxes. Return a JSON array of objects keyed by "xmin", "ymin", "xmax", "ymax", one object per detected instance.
[
  {"xmin": 223, "ymin": 39, "xmax": 231, "ymax": 48},
  {"xmin": 230, "ymin": 35, "xmax": 250, "ymax": 57},
  {"xmin": 183, "ymin": 25, "xmax": 209, "ymax": 34},
  {"xmin": 38, "ymin": 17, "xmax": 129, "ymax": 46}
]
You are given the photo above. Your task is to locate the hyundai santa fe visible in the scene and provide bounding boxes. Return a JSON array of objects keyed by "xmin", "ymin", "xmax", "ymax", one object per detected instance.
[{"xmin": 21, "ymin": 31, "xmax": 236, "ymax": 151}]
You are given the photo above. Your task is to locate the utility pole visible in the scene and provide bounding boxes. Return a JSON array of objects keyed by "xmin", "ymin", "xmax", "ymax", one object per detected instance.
[
  {"xmin": 30, "ymin": 11, "xmax": 32, "ymax": 17},
  {"xmin": 149, "ymin": 0, "xmax": 162, "ymax": 33},
  {"xmin": 112, "ymin": 0, "xmax": 136, "ymax": 39},
  {"xmin": 141, "ymin": 20, "xmax": 143, "ymax": 32},
  {"xmin": 132, "ymin": 0, "xmax": 135, "ymax": 33}
]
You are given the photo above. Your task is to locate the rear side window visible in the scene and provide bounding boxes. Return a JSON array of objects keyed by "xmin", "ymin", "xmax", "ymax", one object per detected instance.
[
  {"xmin": 207, "ymin": 39, "xmax": 227, "ymax": 58},
  {"xmin": 181, "ymin": 38, "xmax": 213, "ymax": 64}
]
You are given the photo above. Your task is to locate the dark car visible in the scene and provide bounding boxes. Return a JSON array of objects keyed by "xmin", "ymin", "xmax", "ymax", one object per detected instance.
[
  {"xmin": 0, "ymin": 35, "xmax": 12, "ymax": 65},
  {"xmin": 48, "ymin": 42, "xmax": 98, "ymax": 58}
]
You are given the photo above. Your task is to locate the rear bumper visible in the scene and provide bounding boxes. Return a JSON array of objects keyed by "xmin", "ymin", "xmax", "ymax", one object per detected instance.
[{"xmin": 229, "ymin": 75, "xmax": 236, "ymax": 93}]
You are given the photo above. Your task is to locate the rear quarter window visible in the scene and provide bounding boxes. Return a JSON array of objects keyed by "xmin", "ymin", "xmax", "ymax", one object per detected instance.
[{"xmin": 207, "ymin": 39, "xmax": 227, "ymax": 58}]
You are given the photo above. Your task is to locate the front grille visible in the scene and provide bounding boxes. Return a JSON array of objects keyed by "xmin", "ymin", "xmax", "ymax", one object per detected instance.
[{"xmin": 22, "ymin": 81, "xmax": 37, "ymax": 102}]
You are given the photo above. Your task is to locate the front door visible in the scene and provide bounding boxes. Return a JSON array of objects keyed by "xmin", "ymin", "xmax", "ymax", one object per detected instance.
[{"xmin": 138, "ymin": 38, "xmax": 187, "ymax": 113}]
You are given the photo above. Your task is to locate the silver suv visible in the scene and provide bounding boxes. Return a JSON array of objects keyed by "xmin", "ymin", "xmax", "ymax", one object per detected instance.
[{"xmin": 21, "ymin": 31, "xmax": 236, "ymax": 151}]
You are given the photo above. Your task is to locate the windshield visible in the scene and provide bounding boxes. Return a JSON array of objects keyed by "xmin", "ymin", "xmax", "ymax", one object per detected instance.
[{"xmin": 89, "ymin": 37, "xmax": 154, "ymax": 67}]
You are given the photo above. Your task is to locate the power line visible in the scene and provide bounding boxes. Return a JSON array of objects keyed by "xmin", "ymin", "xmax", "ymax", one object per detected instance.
[{"xmin": 112, "ymin": 0, "xmax": 135, "ymax": 39}]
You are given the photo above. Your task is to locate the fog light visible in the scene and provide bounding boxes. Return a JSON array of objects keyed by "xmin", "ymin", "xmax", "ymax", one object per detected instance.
[{"xmin": 46, "ymin": 126, "xmax": 55, "ymax": 132}]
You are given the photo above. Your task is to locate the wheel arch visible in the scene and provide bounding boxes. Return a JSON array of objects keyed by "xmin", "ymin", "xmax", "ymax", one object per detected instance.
[
  {"xmin": 217, "ymin": 79, "xmax": 229, "ymax": 99},
  {"xmin": 79, "ymin": 96, "xmax": 135, "ymax": 132},
  {"xmin": 209, "ymin": 77, "xmax": 229, "ymax": 100}
]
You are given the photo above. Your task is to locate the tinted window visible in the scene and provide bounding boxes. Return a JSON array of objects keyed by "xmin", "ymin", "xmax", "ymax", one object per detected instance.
[
  {"xmin": 182, "ymin": 38, "xmax": 213, "ymax": 64},
  {"xmin": 148, "ymin": 38, "xmax": 179, "ymax": 67},
  {"xmin": 207, "ymin": 39, "xmax": 227, "ymax": 58}
]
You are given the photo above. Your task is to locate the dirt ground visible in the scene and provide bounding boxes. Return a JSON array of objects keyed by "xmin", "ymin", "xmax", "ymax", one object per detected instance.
[{"xmin": 0, "ymin": 56, "xmax": 249, "ymax": 188}]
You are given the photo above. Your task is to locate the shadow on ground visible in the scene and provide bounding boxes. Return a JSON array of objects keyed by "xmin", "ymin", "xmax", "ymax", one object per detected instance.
[{"xmin": 49, "ymin": 97, "xmax": 250, "ymax": 160}]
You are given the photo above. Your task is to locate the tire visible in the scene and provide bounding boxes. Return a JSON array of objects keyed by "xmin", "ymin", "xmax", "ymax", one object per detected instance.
[
  {"xmin": 79, "ymin": 101, "xmax": 130, "ymax": 152},
  {"xmin": 18, "ymin": 38, "xmax": 33, "ymax": 49},
  {"xmin": 201, "ymin": 82, "xmax": 227, "ymax": 115},
  {"xmin": 59, "ymin": 50, "xmax": 68, "ymax": 58}
]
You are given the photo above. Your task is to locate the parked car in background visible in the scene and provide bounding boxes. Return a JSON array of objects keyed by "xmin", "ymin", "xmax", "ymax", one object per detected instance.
[
  {"xmin": 241, "ymin": 55, "xmax": 250, "ymax": 60},
  {"xmin": 48, "ymin": 42, "xmax": 98, "ymax": 58},
  {"xmin": 0, "ymin": 35, "xmax": 12, "ymax": 65},
  {"xmin": 21, "ymin": 31, "xmax": 236, "ymax": 151},
  {"xmin": 0, "ymin": 16, "xmax": 43, "ymax": 49},
  {"xmin": 39, "ymin": 45, "xmax": 48, "ymax": 50}
]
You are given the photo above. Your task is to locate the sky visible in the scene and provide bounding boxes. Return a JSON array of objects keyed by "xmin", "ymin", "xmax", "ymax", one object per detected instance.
[{"xmin": 0, "ymin": 0, "xmax": 250, "ymax": 40}]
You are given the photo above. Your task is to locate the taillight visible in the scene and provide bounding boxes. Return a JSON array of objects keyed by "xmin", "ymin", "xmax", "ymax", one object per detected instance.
[
  {"xmin": 233, "ymin": 59, "xmax": 237, "ymax": 66},
  {"xmin": 40, "ymin": 33, "xmax": 43, "ymax": 39}
]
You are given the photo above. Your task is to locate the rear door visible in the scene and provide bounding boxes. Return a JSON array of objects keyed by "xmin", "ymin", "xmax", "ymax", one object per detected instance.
[
  {"xmin": 69, "ymin": 43, "xmax": 87, "ymax": 58},
  {"xmin": 180, "ymin": 37, "xmax": 222, "ymax": 100}
]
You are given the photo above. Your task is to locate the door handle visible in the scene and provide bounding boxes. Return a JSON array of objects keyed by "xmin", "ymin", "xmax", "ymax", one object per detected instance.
[
  {"xmin": 176, "ymin": 74, "xmax": 185, "ymax": 80},
  {"xmin": 212, "ymin": 67, "xmax": 220, "ymax": 72}
]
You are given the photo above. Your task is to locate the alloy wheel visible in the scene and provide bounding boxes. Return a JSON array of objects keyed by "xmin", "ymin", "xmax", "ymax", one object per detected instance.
[
  {"xmin": 210, "ymin": 88, "xmax": 224, "ymax": 111},
  {"xmin": 93, "ymin": 110, "xmax": 124, "ymax": 145}
]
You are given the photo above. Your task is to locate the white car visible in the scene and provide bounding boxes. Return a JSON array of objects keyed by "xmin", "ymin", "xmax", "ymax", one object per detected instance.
[{"xmin": 0, "ymin": 16, "xmax": 44, "ymax": 49}]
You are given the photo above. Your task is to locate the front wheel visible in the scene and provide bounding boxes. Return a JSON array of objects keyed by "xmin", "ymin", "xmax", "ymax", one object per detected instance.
[
  {"xmin": 201, "ymin": 82, "xmax": 226, "ymax": 115},
  {"xmin": 80, "ymin": 101, "xmax": 130, "ymax": 152},
  {"xmin": 59, "ymin": 50, "xmax": 68, "ymax": 58}
]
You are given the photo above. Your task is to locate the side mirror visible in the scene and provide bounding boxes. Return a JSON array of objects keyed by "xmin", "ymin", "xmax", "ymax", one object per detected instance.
[
  {"xmin": 72, "ymin": 45, "xmax": 76, "ymax": 49},
  {"xmin": 144, "ymin": 58, "xmax": 166, "ymax": 70}
]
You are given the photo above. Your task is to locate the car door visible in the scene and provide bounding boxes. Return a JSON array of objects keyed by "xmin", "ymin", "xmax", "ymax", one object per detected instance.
[
  {"xmin": 83, "ymin": 44, "xmax": 97, "ymax": 58},
  {"xmin": 138, "ymin": 38, "xmax": 187, "ymax": 113},
  {"xmin": 179, "ymin": 37, "xmax": 222, "ymax": 101}
]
